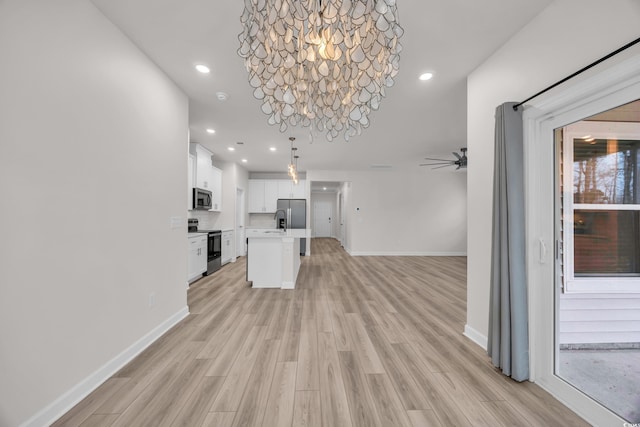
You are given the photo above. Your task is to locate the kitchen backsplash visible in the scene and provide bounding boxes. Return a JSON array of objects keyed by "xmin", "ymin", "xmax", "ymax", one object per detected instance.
[
  {"xmin": 248, "ymin": 213, "xmax": 277, "ymax": 228},
  {"xmin": 188, "ymin": 210, "xmax": 219, "ymax": 229}
]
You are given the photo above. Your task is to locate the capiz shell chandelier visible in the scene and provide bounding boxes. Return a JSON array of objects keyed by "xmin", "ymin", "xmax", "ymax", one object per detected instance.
[{"xmin": 238, "ymin": 0, "xmax": 404, "ymax": 141}]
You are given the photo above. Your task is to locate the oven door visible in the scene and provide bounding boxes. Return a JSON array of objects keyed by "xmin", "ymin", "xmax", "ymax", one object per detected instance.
[
  {"xmin": 206, "ymin": 232, "xmax": 222, "ymax": 274},
  {"xmin": 208, "ymin": 233, "xmax": 222, "ymax": 261}
]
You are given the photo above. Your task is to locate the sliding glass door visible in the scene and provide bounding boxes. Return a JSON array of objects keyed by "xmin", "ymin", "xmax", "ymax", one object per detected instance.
[
  {"xmin": 524, "ymin": 56, "xmax": 640, "ymax": 427},
  {"xmin": 555, "ymin": 111, "xmax": 640, "ymax": 424}
]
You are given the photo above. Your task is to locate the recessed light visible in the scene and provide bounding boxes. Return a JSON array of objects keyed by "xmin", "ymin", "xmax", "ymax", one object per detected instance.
[
  {"xmin": 269, "ymin": 147, "xmax": 276, "ymax": 152},
  {"xmin": 242, "ymin": 159, "xmax": 248, "ymax": 163},
  {"xmin": 419, "ymin": 72, "xmax": 433, "ymax": 81},
  {"xmin": 206, "ymin": 128, "xmax": 215, "ymax": 134},
  {"xmin": 227, "ymin": 147, "xmax": 235, "ymax": 151},
  {"xmin": 323, "ymin": 187, "xmax": 327, "ymax": 191},
  {"xmin": 195, "ymin": 64, "xmax": 210, "ymax": 74},
  {"xmin": 216, "ymin": 92, "xmax": 229, "ymax": 101}
]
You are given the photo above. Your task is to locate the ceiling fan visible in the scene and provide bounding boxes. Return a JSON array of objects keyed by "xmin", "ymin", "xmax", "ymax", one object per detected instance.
[{"xmin": 420, "ymin": 147, "xmax": 467, "ymax": 170}]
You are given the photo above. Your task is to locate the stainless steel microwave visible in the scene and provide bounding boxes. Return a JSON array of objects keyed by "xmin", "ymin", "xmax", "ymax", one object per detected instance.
[{"xmin": 193, "ymin": 188, "xmax": 212, "ymax": 210}]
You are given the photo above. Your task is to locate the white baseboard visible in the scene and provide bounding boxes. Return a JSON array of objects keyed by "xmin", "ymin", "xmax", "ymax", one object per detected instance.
[
  {"xmin": 23, "ymin": 306, "xmax": 189, "ymax": 427},
  {"xmin": 348, "ymin": 251, "xmax": 467, "ymax": 256},
  {"xmin": 463, "ymin": 324, "xmax": 488, "ymax": 350}
]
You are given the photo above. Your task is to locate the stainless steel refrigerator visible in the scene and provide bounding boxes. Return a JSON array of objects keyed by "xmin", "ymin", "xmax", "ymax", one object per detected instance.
[{"xmin": 277, "ymin": 199, "xmax": 306, "ymax": 255}]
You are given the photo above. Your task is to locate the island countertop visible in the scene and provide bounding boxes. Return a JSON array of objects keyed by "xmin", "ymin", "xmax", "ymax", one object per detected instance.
[{"xmin": 246, "ymin": 228, "xmax": 311, "ymax": 239}]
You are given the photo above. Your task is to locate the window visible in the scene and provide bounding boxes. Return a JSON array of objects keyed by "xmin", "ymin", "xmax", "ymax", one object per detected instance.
[{"xmin": 563, "ymin": 121, "xmax": 640, "ymax": 292}]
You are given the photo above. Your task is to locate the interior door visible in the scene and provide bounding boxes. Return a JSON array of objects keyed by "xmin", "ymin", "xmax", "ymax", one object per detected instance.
[{"xmin": 314, "ymin": 201, "xmax": 332, "ymax": 237}]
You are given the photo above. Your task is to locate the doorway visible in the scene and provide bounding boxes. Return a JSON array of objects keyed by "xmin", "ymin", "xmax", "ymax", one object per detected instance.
[{"xmin": 526, "ymin": 56, "xmax": 640, "ymax": 426}]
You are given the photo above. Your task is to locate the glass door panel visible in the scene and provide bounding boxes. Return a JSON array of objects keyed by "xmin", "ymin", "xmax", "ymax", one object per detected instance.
[{"xmin": 555, "ymin": 99, "xmax": 640, "ymax": 424}]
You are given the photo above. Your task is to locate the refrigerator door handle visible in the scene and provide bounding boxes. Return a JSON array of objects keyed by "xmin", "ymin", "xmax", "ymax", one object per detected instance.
[{"xmin": 287, "ymin": 208, "xmax": 291, "ymax": 228}]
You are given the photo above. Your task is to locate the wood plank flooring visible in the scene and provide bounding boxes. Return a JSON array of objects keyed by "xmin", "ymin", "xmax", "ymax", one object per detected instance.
[{"xmin": 53, "ymin": 238, "xmax": 588, "ymax": 427}]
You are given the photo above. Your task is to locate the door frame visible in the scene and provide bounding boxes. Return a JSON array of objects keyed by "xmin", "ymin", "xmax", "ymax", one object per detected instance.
[
  {"xmin": 236, "ymin": 187, "xmax": 246, "ymax": 257},
  {"xmin": 524, "ymin": 54, "xmax": 640, "ymax": 426}
]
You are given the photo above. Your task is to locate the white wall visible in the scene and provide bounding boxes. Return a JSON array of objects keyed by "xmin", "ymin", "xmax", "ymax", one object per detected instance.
[
  {"xmin": 308, "ymin": 169, "xmax": 467, "ymax": 255},
  {"xmin": 466, "ymin": 0, "xmax": 640, "ymax": 344},
  {"xmin": 0, "ymin": 1, "xmax": 189, "ymax": 425}
]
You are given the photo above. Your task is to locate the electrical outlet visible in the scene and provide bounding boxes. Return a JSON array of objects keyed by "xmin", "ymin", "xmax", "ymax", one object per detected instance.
[{"xmin": 148, "ymin": 292, "xmax": 156, "ymax": 308}]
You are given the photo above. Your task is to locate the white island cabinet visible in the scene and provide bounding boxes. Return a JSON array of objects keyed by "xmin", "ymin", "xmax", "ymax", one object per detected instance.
[{"xmin": 246, "ymin": 228, "xmax": 311, "ymax": 289}]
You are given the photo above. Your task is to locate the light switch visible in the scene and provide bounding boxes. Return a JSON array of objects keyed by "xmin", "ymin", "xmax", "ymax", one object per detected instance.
[{"xmin": 170, "ymin": 216, "xmax": 184, "ymax": 229}]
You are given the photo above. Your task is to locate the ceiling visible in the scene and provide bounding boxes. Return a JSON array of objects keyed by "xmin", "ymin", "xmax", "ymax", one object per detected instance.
[
  {"xmin": 91, "ymin": 0, "xmax": 551, "ymax": 172},
  {"xmin": 310, "ymin": 181, "xmax": 343, "ymax": 193}
]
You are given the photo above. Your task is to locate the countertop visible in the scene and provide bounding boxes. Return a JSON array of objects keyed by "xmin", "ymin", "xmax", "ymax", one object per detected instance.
[
  {"xmin": 246, "ymin": 228, "xmax": 311, "ymax": 239},
  {"xmin": 187, "ymin": 232, "xmax": 208, "ymax": 238}
]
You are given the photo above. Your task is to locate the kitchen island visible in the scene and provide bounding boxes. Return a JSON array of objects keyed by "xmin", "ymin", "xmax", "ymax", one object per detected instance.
[{"xmin": 246, "ymin": 228, "xmax": 311, "ymax": 289}]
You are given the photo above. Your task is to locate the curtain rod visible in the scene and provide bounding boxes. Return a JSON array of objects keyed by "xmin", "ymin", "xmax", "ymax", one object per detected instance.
[{"xmin": 513, "ymin": 36, "xmax": 640, "ymax": 111}]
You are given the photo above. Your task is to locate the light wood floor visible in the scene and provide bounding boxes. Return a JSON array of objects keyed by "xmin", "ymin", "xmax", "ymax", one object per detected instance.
[{"xmin": 54, "ymin": 238, "xmax": 588, "ymax": 427}]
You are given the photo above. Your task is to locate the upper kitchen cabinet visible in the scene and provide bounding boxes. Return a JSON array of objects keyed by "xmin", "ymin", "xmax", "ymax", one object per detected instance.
[
  {"xmin": 189, "ymin": 143, "xmax": 222, "ymax": 212},
  {"xmin": 277, "ymin": 179, "xmax": 306, "ymax": 199},
  {"xmin": 210, "ymin": 166, "xmax": 222, "ymax": 211},
  {"xmin": 248, "ymin": 179, "xmax": 278, "ymax": 213},
  {"xmin": 191, "ymin": 143, "xmax": 213, "ymax": 190}
]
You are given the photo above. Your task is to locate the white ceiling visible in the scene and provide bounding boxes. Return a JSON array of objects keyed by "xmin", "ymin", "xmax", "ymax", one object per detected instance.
[
  {"xmin": 91, "ymin": 0, "xmax": 551, "ymax": 172},
  {"xmin": 310, "ymin": 181, "xmax": 343, "ymax": 193}
]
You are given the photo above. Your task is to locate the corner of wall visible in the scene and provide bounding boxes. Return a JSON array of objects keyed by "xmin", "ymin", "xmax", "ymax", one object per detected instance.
[
  {"xmin": 463, "ymin": 324, "xmax": 488, "ymax": 350},
  {"xmin": 24, "ymin": 307, "xmax": 189, "ymax": 427}
]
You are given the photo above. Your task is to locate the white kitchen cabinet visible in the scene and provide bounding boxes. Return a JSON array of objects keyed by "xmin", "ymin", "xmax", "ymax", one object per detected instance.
[
  {"xmin": 191, "ymin": 143, "xmax": 214, "ymax": 190},
  {"xmin": 248, "ymin": 179, "xmax": 279, "ymax": 213},
  {"xmin": 188, "ymin": 234, "xmax": 207, "ymax": 283},
  {"xmin": 265, "ymin": 180, "xmax": 278, "ymax": 212},
  {"xmin": 291, "ymin": 179, "xmax": 305, "ymax": 198},
  {"xmin": 278, "ymin": 179, "xmax": 306, "ymax": 199},
  {"xmin": 210, "ymin": 166, "xmax": 222, "ymax": 212},
  {"xmin": 221, "ymin": 230, "xmax": 234, "ymax": 265},
  {"xmin": 189, "ymin": 143, "xmax": 222, "ymax": 211},
  {"xmin": 248, "ymin": 180, "xmax": 265, "ymax": 213}
]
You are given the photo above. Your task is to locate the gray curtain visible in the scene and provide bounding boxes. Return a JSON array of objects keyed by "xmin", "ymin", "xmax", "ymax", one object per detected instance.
[{"xmin": 487, "ymin": 102, "xmax": 529, "ymax": 381}]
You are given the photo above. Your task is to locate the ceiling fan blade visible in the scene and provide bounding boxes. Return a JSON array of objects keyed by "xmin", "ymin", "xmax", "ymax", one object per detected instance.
[
  {"xmin": 432, "ymin": 164, "xmax": 453, "ymax": 170},
  {"xmin": 420, "ymin": 162, "xmax": 452, "ymax": 166},
  {"xmin": 452, "ymin": 152, "xmax": 462, "ymax": 160},
  {"xmin": 423, "ymin": 157, "xmax": 450, "ymax": 162}
]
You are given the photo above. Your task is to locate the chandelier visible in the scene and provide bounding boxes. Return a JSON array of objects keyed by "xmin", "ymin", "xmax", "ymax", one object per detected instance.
[{"xmin": 238, "ymin": 0, "xmax": 404, "ymax": 141}]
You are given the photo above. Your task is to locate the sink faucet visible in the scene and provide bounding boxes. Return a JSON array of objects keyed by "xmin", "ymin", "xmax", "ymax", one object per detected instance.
[{"xmin": 274, "ymin": 209, "xmax": 287, "ymax": 231}]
